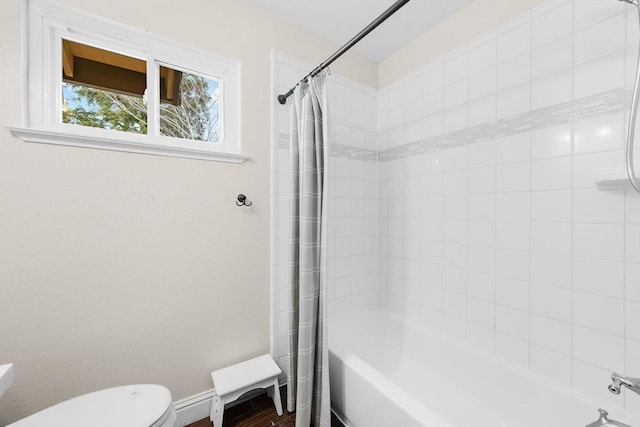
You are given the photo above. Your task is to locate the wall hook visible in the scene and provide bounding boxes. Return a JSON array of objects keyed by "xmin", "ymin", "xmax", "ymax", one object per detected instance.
[{"xmin": 236, "ymin": 194, "xmax": 252, "ymax": 207}]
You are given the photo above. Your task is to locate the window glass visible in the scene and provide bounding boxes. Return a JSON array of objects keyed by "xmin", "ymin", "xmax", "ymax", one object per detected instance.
[
  {"xmin": 61, "ymin": 39, "xmax": 147, "ymax": 134},
  {"xmin": 159, "ymin": 65, "xmax": 221, "ymax": 143}
]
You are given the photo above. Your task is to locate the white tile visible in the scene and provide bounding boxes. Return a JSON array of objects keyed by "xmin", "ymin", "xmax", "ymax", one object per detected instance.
[
  {"xmin": 626, "ymin": 301, "xmax": 640, "ymax": 341},
  {"xmin": 573, "ymin": 325, "xmax": 624, "ymax": 370},
  {"xmin": 467, "ymin": 323, "xmax": 496, "ymax": 354},
  {"xmin": 497, "ymin": 16, "xmax": 532, "ymax": 63},
  {"xmin": 443, "ymin": 290, "xmax": 467, "ymax": 319},
  {"xmin": 468, "ymin": 297, "xmax": 495, "ymax": 328},
  {"xmin": 443, "ymin": 80, "xmax": 468, "ymax": 109},
  {"xmin": 442, "ymin": 146, "xmax": 467, "ymax": 172},
  {"xmin": 443, "ymin": 171, "xmax": 467, "ymax": 195},
  {"xmin": 626, "ymin": 193, "xmax": 640, "ymax": 224},
  {"xmin": 442, "ymin": 313, "xmax": 467, "ymax": 340},
  {"xmin": 467, "ymin": 140, "xmax": 496, "ymax": 168},
  {"xmin": 530, "ymin": 124, "xmax": 572, "ymax": 160},
  {"xmin": 443, "ymin": 48, "xmax": 468, "ymax": 86},
  {"xmin": 423, "ymin": 113, "xmax": 444, "ymax": 139},
  {"xmin": 443, "ymin": 105, "xmax": 468, "ymax": 133},
  {"xmin": 468, "ymin": 194, "xmax": 495, "ymax": 220},
  {"xmin": 443, "ymin": 243, "xmax": 467, "ymax": 269},
  {"xmin": 573, "ymin": 113, "xmax": 625, "ymax": 154},
  {"xmin": 443, "ymin": 266, "xmax": 466, "ymax": 293},
  {"xmin": 574, "ymin": 13, "xmax": 626, "ymax": 65},
  {"xmin": 496, "ymin": 192, "xmax": 530, "ymax": 221},
  {"xmin": 573, "ymin": 151, "xmax": 625, "ymax": 189},
  {"xmin": 532, "ymin": 0, "xmax": 573, "ymax": 48},
  {"xmin": 423, "ymin": 61, "xmax": 444, "ymax": 94},
  {"xmin": 574, "ymin": 291, "xmax": 624, "ymax": 336},
  {"xmin": 531, "ymin": 222, "xmax": 572, "ymax": 255},
  {"xmin": 496, "ymin": 333, "xmax": 529, "ymax": 368},
  {"xmin": 531, "ymin": 282, "xmax": 571, "ymax": 322},
  {"xmin": 496, "ymin": 305, "xmax": 530, "ymax": 341},
  {"xmin": 496, "ymin": 249, "xmax": 530, "ymax": 281},
  {"xmin": 422, "ymin": 285, "xmax": 442, "ymax": 310},
  {"xmin": 496, "ymin": 162, "xmax": 530, "ymax": 192},
  {"xmin": 574, "ymin": 0, "xmax": 625, "ymax": 31},
  {"xmin": 496, "ymin": 221, "xmax": 529, "ymax": 251},
  {"xmin": 627, "ymin": 263, "xmax": 640, "ymax": 303},
  {"xmin": 443, "ymin": 219, "xmax": 466, "ymax": 244},
  {"xmin": 423, "ymin": 89, "xmax": 443, "ymax": 116},
  {"xmin": 574, "ymin": 51, "xmax": 626, "ymax": 99},
  {"xmin": 497, "ymin": 53, "xmax": 531, "ymax": 91},
  {"xmin": 626, "ymin": 225, "xmax": 640, "ymax": 263},
  {"xmin": 468, "ymin": 34, "xmax": 497, "ymax": 75},
  {"xmin": 422, "ymin": 174, "xmax": 443, "ymax": 196},
  {"xmin": 467, "ymin": 96, "xmax": 497, "ymax": 127},
  {"xmin": 496, "ymin": 132, "xmax": 530, "ymax": 165},
  {"xmin": 573, "ymin": 257, "xmax": 624, "ymax": 298},
  {"xmin": 531, "ymin": 253, "xmax": 572, "ymax": 288},
  {"xmin": 467, "ymin": 167, "xmax": 495, "ymax": 194},
  {"xmin": 573, "ymin": 189, "xmax": 625, "ymax": 223},
  {"xmin": 531, "ymin": 190, "xmax": 572, "ymax": 222},
  {"xmin": 468, "ymin": 67, "xmax": 497, "ymax": 101},
  {"xmin": 443, "ymin": 195, "xmax": 467, "ymax": 219},
  {"xmin": 531, "ymin": 157, "xmax": 572, "ymax": 191},
  {"xmin": 626, "ymin": 338, "xmax": 640, "ymax": 374},
  {"xmin": 467, "ymin": 245, "xmax": 496, "ymax": 275},
  {"xmin": 532, "ymin": 36, "xmax": 573, "ymax": 79},
  {"xmin": 496, "ymin": 277, "xmax": 529, "ymax": 311},
  {"xmin": 467, "ymin": 220, "xmax": 496, "ymax": 247},
  {"xmin": 467, "ymin": 271, "xmax": 496, "ymax": 301},
  {"xmin": 422, "ymin": 151, "xmax": 444, "ymax": 174},
  {"xmin": 530, "ymin": 345, "xmax": 571, "ymax": 386},
  {"xmin": 497, "ymin": 83, "xmax": 531, "ymax": 119},
  {"xmin": 531, "ymin": 315, "xmax": 572, "ymax": 355},
  {"xmin": 574, "ymin": 223, "xmax": 625, "ymax": 261}
]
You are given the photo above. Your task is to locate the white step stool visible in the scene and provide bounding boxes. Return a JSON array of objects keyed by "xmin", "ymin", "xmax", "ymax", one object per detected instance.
[{"xmin": 209, "ymin": 354, "xmax": 283, "ymax": 427}]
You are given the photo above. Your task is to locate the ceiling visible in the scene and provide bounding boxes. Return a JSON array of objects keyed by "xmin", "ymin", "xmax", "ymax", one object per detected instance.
[{"xmin": 246, "ymin": 0, "xmax": 474, "ymax": 62}]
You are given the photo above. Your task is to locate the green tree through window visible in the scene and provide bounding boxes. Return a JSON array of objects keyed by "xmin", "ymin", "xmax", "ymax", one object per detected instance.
[{"xmin": 62, "ymin": 71, "xmax": 220, "ymax": 143}]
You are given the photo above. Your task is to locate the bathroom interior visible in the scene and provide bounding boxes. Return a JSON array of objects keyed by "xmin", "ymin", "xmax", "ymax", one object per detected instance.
[{"xmin": 2, "ymin": 0, "xmax": 640, "ymax": 425}]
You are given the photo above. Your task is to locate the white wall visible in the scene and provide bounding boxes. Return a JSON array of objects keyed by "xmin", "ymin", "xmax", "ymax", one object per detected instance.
[
  {"xmin": 377, "ymin": 0, "xmax": 640, "ymax": 421},
  {"xmin": 0, "ymin": 0, "xmax": 376, "ymax": 424}
]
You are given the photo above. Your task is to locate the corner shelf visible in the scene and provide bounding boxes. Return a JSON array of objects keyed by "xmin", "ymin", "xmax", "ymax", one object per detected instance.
[{"xmin": 595, "ymin": 173, "xmax": 634, "ymax": 191}]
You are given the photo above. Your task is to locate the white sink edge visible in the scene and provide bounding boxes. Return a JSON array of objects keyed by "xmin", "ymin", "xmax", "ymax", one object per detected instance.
[{"xmin": 0, "ymin": 363, "xmax": 14, "ymax": 398}]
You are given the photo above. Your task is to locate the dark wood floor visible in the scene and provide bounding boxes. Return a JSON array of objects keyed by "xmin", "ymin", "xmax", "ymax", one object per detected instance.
[{"xmin": 186, "ymin": 387, "xmax": 344, "ymax": 427}]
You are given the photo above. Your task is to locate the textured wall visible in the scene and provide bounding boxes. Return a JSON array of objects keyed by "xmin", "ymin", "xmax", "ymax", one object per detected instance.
[{"xmin": 0, "ymin": 0, "xmax": 376, "ymax": 424}]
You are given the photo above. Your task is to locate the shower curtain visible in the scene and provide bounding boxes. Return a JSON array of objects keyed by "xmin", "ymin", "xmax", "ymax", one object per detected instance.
[{"xmin": 286, "ymin": 72, "xmax": 331, "ymax": 427}]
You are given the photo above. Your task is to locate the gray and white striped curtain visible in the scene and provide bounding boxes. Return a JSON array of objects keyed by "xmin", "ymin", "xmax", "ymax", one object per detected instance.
[{"xmin": 287, "ymin": 73, "xmax": 331, "ymax": 427}]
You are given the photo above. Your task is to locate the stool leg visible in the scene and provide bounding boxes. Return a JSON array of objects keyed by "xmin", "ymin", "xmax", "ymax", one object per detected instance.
[
  {"xmin": 210, "ymin": 394, "xmax": 225, "ymax": 427},
  {"xmin": 270, "ymin": 379, "xmax": 283, "ymax": 416}
]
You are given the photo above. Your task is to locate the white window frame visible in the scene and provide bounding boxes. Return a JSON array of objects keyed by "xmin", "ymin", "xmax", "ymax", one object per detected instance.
[{"xmin": 8, "ymin": 0, "xmax": 247, "ymax": 163}]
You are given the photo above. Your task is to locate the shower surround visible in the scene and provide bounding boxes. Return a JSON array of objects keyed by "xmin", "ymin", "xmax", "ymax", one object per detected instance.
[{"xmin": 272, "ymin": 0, "xmax": 640, "ymax": 423}]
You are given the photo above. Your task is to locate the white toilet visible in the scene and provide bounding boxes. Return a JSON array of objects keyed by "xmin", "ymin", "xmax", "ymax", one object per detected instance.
[{"xmin": 7, "ymin": 384, "xmax": 176, "ymax": 427}]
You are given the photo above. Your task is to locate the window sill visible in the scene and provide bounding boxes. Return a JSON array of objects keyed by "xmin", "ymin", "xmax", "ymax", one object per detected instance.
[{"xmin": 6, "ymin": 126, "xmax": 249, "ymax": 164}]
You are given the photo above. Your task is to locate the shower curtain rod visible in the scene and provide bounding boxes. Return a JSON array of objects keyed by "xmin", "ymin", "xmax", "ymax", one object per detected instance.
[{"xmin": 277, "ymin": 0, "xmax": 411, "ymax": 105}]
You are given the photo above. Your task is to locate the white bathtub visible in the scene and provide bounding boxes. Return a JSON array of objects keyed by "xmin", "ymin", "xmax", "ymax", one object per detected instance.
[{"xmin": 328, "ymin": 310, "xmax": 628, "ymax": 427}]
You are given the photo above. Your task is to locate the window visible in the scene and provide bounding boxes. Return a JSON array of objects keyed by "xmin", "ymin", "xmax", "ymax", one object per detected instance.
[{"xmin": 9, "ymin": 0, "xmax": 245, "ymax": 163}]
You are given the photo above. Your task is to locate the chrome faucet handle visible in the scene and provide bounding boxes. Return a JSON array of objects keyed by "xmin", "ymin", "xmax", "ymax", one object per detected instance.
[{"xmin": 586, "ymin": 408, "xmax": 632, "ymax": 427}]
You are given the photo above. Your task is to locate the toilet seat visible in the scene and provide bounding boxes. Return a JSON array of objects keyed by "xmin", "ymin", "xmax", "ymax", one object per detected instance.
[{"xmin": 8, "ymin": 384, "xmax": 176, "ymax": 427}]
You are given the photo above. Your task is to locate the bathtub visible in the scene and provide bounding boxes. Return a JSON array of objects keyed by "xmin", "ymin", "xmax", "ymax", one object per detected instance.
[{"xmin": 328, "ymin": 310, "xmax": 627, "ymax": 427}]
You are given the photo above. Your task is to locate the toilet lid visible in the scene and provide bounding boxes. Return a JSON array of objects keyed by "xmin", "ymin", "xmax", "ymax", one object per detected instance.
[{"xmin": 9, "ymin": 384, "xmax": 173, "ymax": 427}]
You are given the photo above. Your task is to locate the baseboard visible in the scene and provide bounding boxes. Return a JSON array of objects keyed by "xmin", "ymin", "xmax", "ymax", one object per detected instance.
[
  {"xmin": 173, "ymin": 388, "xmax": 215, "ymax": 427},
  {"xmin": 174, "ymin": 383, "xmax": 286, "ymax": 427}
]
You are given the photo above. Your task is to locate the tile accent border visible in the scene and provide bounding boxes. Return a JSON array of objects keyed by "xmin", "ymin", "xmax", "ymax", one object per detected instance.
[
  {"xmin": 379, "ymin": 86, "xmax": 632, "ymax": 162},
  {"xmin": 277, "ymin": 86, "xmax": 631, "ymax": 163}
]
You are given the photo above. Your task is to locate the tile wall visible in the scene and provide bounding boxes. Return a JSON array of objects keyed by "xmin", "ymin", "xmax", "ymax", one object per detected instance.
[
  {"xmin": 377, "ymin": 0, "xmax": 640, "ymax": 415},
  {"xmin": 271, "ymin": 0, "xmax": 640, "ymax": 416}
]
